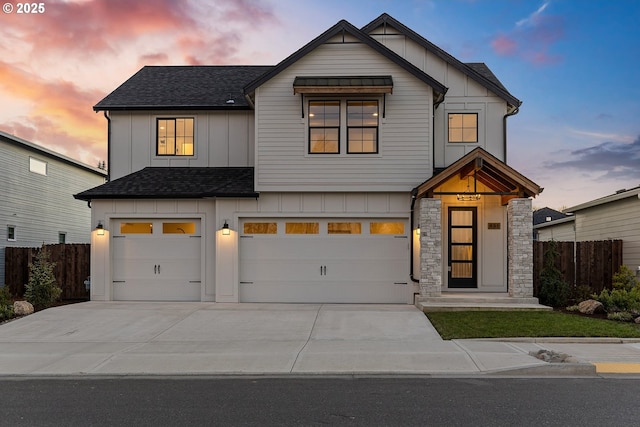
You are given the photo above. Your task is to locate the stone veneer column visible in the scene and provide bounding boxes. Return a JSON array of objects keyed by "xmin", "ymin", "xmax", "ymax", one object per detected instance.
[
  {"xmin": 507, "ymin": 198, "xmax": 534, "ymax": 298},
  {"xmin": 419, "ymin": 198, "xmax": 442, "ymax": 297}
]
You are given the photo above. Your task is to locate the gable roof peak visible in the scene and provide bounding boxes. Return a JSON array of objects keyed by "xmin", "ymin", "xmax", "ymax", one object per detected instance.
[
  {"xmin": 244, "ymin": 16, "xmax": 446, "ymax": 97},
  {"xmin": 362, "ymin": 14, "xmax": 521, "ymax": 108}
]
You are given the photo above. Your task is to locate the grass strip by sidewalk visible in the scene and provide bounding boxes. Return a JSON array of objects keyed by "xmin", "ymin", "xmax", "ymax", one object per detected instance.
[{"xmin": 425, "ymin": 310, "xmax": 640, "ymax": 340}]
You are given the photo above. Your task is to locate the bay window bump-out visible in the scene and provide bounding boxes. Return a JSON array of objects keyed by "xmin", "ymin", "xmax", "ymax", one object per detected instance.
[{"xmin": 157, "ymin": 118, "xmax": 194, "ymax": 156}]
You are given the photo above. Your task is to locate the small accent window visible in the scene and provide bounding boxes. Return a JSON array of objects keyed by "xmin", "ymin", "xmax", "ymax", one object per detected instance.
[
  {"xmin": 448, "ymin": 113, "xmax": 478, "ymax": 143},
  {"xmin": 157, "ymin": 118, "xmax": 194, "ymax": 156},
  {"xmin": 309, "ymin": 101, "xmax": 340, "ymax": 153},
  {"xmin": 328, "ymin": 222, "xmax": 362, "ymax": 234},
  {"xmin": 7, "ymin": 226, "xmax": 16, "ymax": 241},
  {"xmin": 370, "ymin": 222, "xmax": 405, "ymax": 235},
  {"xmin": 163, "ymin": 222, "xmax": 196, "ymax": 234},
  {"xmin": 286, "ymin": 222, "xmax": 319, "ymax": 234},
  {"xmin": 58, "ymin": 232, "xmax": 66, "ymax": 244},
  {"xmin": 29, "ymin": 157, "xmax": 47, "ymax": 175},
  {"xmin": 120, "ymin": 222, "xmax": 153, "ymax": 234},
  {"xmin": 243, "ymin": 222, "xmax": 277, "ymax": 234},
  {"xmin": 347, "ymin": 101, "xmax": 378, "ymax": 153}
]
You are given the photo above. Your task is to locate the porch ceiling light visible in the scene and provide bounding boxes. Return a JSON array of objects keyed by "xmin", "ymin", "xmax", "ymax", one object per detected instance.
[
  {"xmin": 221, "ymin": 220, "xmax": 230, "ymax": 235},
  {"xmin": 457, "ymin": 176, "xmax": 481, "ymax": 201}
]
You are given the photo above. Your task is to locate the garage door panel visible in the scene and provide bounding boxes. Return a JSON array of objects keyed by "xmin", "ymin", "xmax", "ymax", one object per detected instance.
[
  {"xmin": 239, "ymin": 281, "xmax": 409, "ymax": 303},
  {"xmin": 112, "ymin": 219, "xmax": 201, "ymax": 301},
  {"xmin": 114, "ymin": 279, "xmax": 200, "ymax": 302},
  {"xmin": 239, "ymin": 218, "xmax": 412, "ymax": 303}
]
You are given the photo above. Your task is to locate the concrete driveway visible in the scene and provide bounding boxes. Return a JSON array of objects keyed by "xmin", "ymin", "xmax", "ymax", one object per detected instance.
[{"xmin": 0, "ymin": 302, "xmax": 554, "ymax": 376}]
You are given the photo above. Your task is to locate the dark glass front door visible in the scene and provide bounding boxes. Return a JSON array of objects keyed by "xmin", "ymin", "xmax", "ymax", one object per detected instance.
[{"xmin": 448, "ymin": 207, "xmax": 477, "ymax": 288}]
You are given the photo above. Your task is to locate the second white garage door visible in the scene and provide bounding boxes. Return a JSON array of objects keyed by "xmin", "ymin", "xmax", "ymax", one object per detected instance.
[{"xmin": 239, "ymin": 218, "xmax": 412, "ymax": 303}]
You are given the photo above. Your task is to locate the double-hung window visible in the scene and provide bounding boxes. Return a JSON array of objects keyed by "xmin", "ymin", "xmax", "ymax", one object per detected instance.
[
  {"xmin": 309, "ymin": 101, "xmax": 340, "ymax": 153},
  {"xmin": 157, "ymin": 118, "xmax": 194, "ymax": 156},
  {"xmin": 347, "ymin": 100, "xmax": 378, "ymax": 153},
  {"xmin": 308, "ymin": 100, "xmax": 379, "ymax": 154}
]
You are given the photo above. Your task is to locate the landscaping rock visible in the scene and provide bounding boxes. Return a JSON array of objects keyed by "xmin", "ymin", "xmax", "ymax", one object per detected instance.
[
  {"xmin": 578, "ymin": 299, "xmax": 604, "ymax": 315},
  {"xmin": 635, "ymin": 316, "xmax": 640, "ymax": 324},
  {"xmin": 13, "ymin": 301, "xmax": 34, "ymax": 316},
  {"xmin": 529, "ymin": 349, "xmax": 578, "ymax": 363}
]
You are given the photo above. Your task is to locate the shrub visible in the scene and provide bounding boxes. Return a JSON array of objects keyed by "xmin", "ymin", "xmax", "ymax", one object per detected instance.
[
  {"xmin": 607, "ymin": 311, "xmax": 635, "ymax": 322},
  {"xmin": 595, "ymin": 265, "xmax": 640, "ymax": 313},
  {"xmin": 612, "ymin": 265, "xmax": 640, "ymax": 292},
  {"xmin": 24, "ymin": 246, "xmax": 61, "ymax": 310},
  {"xmin": 538, "ymin": 241, "xmax": 570, "ymax": 307},
  {"xmin": 0, "ymin": 287, "xmax": 14, "ymax": 320}
]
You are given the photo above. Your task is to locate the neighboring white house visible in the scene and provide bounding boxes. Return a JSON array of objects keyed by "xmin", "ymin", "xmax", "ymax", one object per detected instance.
[
  {"xmin": 75, "ymin": 14, "xmax": 542, "ymax": 304},
  {"xmin": 0, "ymin": 130, "xmax": 107, "ymax": 284},
  {"xmin": 535, "ymin": 186, "xmax": 640, "ymax": 272}
]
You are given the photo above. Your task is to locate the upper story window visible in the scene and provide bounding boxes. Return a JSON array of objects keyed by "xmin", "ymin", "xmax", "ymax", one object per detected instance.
[
  {"xmin": 347, "ymin": 101, "xmax": 378, "ymax": 153},
  {"xmin": 308, "ymin": 100, "xmax": 379, "ymax": 154},
  {"xmin": 157, "ymin": 118, "xmax": 194, "ymax": 156},
  {"xmin": 29, "ymin": 157, "xmax": 47, "ymax": 175},
  {"xmin": 309, "ymin": 101, "xmax": 340, "ymax": 153},
  {"xmin": 448, "ymin": 113, "xmax": 478, "ymax": 143},
  {"xmin": 7, "ymin": 225, "xmax": 16, "ymax": 241}
]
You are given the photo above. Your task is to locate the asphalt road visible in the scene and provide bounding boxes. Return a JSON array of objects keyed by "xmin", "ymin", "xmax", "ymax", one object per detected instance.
[{"xmin": 1, "ymin": 376, "xmax": 638, "ymax": 426}]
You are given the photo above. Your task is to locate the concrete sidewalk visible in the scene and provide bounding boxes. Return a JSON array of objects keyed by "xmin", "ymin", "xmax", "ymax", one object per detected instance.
[{"xmin": 0, "ymin": 302, "xmax": 638, "ymax": 377}]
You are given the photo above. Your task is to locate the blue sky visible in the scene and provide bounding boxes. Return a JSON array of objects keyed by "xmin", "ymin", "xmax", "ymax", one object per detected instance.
[{"xmin": 1, "ymin": 0, "xmax": 638, "ymax": 209}]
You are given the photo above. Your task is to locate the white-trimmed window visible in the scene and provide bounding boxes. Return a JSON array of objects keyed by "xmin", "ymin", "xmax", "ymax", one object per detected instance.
[
  {"xmin": 29, "ymin": 157, "xmax": 47, "ymax": 175},
  {"xmin": 7, "ymin": 225, "xmax": 16, "ymax": 241},
  {"xmin": 448, "ymin": 113, "xmax": 478, "ymax": 143},
  {"xmin": 157, "ymin": 118, "xmax": 194, "ymax": 156},
  {"xmin": 58, "ymin": 232, "xmax": 66, "ymax": 244}
]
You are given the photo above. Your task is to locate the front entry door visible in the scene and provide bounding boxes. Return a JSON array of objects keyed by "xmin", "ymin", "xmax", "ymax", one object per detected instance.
[{"xmin": 448, "ymin": 207, "xmax": 477, "ymax": 288}]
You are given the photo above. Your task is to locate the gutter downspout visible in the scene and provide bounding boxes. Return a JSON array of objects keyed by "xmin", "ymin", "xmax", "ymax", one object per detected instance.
[
  {"xmin": 412, "ymin": 93, "xmax": 446, "ymax": 284},
  {"xmin": 503, "ymin": 105, "xmax": 519, "ymax": 164},
  {"xmin": 411, "ymin": 92, "xmax": 446, "ymax": 285},
  {"xmin": 103, "ymin": 111, "xmax": 111, "ymax": 182},
  {"xmin": 410, "ymin": 191, "xmax": 419, "ymax": 283}
]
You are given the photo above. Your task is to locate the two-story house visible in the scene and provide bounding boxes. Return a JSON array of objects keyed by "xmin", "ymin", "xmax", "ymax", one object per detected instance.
[
  {"xmin": 1, "ymin": 130, "xmax": 106, "ymax": 285},
  {"xmin": 75, "ymin": 14, "xmax": 542, "ymax": 304}
]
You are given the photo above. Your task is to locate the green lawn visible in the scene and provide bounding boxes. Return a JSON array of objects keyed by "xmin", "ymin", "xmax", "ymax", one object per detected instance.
[{"xmin": 425, "ymin": 310, "xmax": 640, "ymax": 340}]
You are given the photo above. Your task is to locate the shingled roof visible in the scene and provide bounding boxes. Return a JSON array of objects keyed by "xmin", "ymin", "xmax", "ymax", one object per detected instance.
[
  {"xmin": 74, "ymin": 167, "xmax": 257, "ymax": 200},
  {"xmin": 93, "ymin": 66, "xmax": 273, "ymax": 111}
]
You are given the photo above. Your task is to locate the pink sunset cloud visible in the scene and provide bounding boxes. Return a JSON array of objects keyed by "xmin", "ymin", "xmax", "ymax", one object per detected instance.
[
  {"xmin": 0, "ymin": 0, "xmax": 279, "ymax": 166},
  {"xmin": 490, "ymin": 3, "xmax": 564, "ymax": 65}
]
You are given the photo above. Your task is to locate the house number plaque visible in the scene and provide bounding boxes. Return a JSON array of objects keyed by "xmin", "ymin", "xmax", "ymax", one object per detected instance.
[{"xmin": 488, "ymin": 223, "xmax": 501, "ymax": 230}]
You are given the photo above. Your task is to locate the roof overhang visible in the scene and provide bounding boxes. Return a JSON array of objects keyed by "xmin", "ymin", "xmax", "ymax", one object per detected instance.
[
  {"xmin": 293, "ymin": 76, "xmax": 393, "ymax": 94},
  {"xmin": 413, "ymin": 147, "xmax": 543, "ymax": 205}
]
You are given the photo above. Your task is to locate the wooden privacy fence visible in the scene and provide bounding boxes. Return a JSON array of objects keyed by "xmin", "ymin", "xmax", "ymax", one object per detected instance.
[
  {"xmin": 533, "ymin": 240, "xmax": 624, "ymax": 296},
  {"xmin": 4, "ymin": 244, "xmax": 90, "ymax": 300}
]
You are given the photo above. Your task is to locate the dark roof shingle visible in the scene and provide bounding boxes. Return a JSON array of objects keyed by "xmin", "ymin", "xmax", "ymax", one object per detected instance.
[
  {"xmin": 94, "ymin": 66, "xmax": 273, "ymax": 111},
  {"xmin": 74, "ymin": 167, "xmax": 257, "ymax": 200}
]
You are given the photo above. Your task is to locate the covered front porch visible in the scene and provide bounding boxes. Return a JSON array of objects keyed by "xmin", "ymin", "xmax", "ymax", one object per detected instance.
[{"xmin": 413, "ymin": 148, "xmax": 548, "ymax": 310}]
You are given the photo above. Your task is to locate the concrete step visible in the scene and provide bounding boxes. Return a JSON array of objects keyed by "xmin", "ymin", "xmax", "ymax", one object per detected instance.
[{"xmin": 415, "ymin": 293, "xmax": 552, "ymax": 312}]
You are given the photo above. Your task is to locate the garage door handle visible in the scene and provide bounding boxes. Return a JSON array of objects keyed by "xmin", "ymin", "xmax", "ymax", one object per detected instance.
[
  {"xmin": 157, "ymin": 265, "xmax": 161, "ymax": 274},
  {"xmin": 154, "ymin": 265, "xmax": 157, "ymax": 274}
]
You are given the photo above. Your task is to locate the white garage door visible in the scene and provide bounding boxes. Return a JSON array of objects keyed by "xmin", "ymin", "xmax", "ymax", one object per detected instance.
[
  {"xmin": 112, "ymin": 219, "xmax": 201, "ymax": 301},
  {"xmin": 239, "ymin": 218, "xmax": 412, "ymax": 303}
]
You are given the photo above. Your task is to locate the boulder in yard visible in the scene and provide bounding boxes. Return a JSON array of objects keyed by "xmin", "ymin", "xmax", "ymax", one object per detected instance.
[
  {"xmin": 577, "ymin": 299, "xmax": 604, "ymax": 315},
  {"xmin": 13, "ymin": 301, "xmax": 34, "ymax": 316}
]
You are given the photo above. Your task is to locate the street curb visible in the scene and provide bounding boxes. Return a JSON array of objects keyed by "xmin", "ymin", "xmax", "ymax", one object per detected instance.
[
  {"xmin": 484, "ymin": 362, "xmax": 598, "ymax": 376},
  {"xmin": 462, "ymin": 337, "xmax": 640, "ymax": 344}
]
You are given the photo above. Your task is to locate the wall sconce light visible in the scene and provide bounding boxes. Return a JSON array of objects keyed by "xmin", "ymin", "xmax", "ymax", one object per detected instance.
[
  {"xmin": 221, "ymin": 220, "xmax": 230, "ymax": 235},
  {"xmin": 415, "ymin": 227, "xmax": 421, "ymax": 236},
  {"xmin": 96, "ymin": 221, "xmax": 105, "ymax": 236}
]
